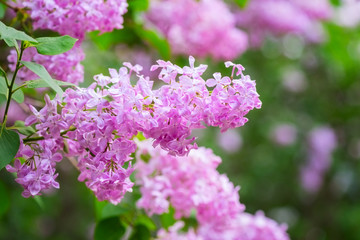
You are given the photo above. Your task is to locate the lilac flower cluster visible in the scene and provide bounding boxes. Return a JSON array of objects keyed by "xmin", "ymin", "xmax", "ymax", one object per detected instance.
[
  {"xmin": 8, "ymin": 0, "xmax": 128, "ymax": 84},
  {"xmin": 16, "ymin": 0, "xmax": 128, "ymax": 40},
  {"xmin": 301, "ymin": 126, "xmax": 337, "ymax": 193},
  {"xmin": 145, "ymin": 0, "xmax": 248, "ymax": 60},
  {"xmin": 333, "ymin": 0, "xmax": 360, "ymax": 27},
  {"xmin": 135, "ymin": 140, "xmax": 289, "ymax": 240},
  {"xmin": 135, "ymin": 139, "xmax": 244, "ymax": 222},
  {"xmin": 6, "ymin": 95, "xmax": 64, "ymax": 197},
  {"xmin": 7, "ymin": 57, "xmax": 261, "ymax": 204},
  {"xmin": 8, "ymin": 47, "xmax": 85, "ymax": 84},
  {"xmin": 236, "ymin": 0, "xmax": 332, "ymax": 46}
]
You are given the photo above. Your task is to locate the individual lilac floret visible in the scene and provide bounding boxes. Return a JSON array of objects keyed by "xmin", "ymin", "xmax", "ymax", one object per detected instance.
[
  {"xmin": 8, "ymin": 47, "xmax": 84, "ymax": 84},
  {"xmin": 135, "ymin": 139, "xmax": 244, "ymax": 224},
  {"xmin": 145, "ymin": 0, "xmax": 248, "ymax": 60},
  {"xmin": 16, "ymin": 0, "xmax": 128, "ymax": 40},
  {"xmin": 301, "ymin": 126, "xmax": 337, "ymax": 193}
]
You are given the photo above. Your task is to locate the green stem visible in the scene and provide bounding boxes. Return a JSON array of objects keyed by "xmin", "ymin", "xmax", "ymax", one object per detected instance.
[
  {"xmin": 23, "ymin": 136, "xmax": 44, "ymax": 143},
  {"xmin": 2, "ymin": 41, "xmax": 25, "ymax": 125},
  {"xmin": 12, "ymin": 83, "xmax": 27, "ymax": 94},
  {"xmin": 23, "ymin": 126, "xmax": 77, "ymax": 143}
]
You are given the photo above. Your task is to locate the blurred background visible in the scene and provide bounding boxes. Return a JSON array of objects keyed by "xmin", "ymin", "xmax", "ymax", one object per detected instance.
[{"xmin": 0, "ymin": 0, "xmax": 360, "ymax": 239}]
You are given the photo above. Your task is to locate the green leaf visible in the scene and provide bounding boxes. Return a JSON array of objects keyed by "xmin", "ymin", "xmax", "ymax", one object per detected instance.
[
  {"xmin": 94, "ymin": 217, "xmax": 126, "ymax": 240},
  {"xmin": 35, "ymin": 35, "xmax": 77, "ymax": 55},
  {"xmin": 33, "ymin": 195, "xmax": 45, "ymax": 210},
  {"xmin": 0, "ymin": 76, "xmax": 7, "ymax": 91},
  {"xmin": 129, "ymin": 224, "xmax": 151, "ymax": 240},
  {"xmin": 135, "ymin": 132, "xmax": 146, "ymax": 141},
  {"xmin": 140, "ymin": 153, "xmax": 151, "ymax": 163},
  {"xmin": 12, "ymin": 121, "xmax": 36, "ymax": 136},
  {"xmin": 135, "ymin": 27, "xmax": 171, "ymax": 60},
  {"xmin": 89, "ymin": 29, "xmax": 139, "ymax": 50},
  {"xmin": 11, "ymin": 83, "xmax": 24, "ymax": 103},
  {"xmin": 135, "ymin": 214, "xmax": 156, "ymax": 231},
  {"xmin": 0, "ymin": 66, "xmax": 5, "ymax": 77},
  {"xmin": 129, "ymin": 0, "xmax": 149, "ymax": 12},
  {"xmin": 0, "ymin": 3, "xmax": 6, "ymax": 19},
  {"xmin": 0, "ymin": 21, "xmax": 37, "ymax": 43},
  {"xmin": 330, "ymin": 0, "xmax": 341, "ymax": 6},
  {"xmin": 25, "ymin": 79, "xmax": 75, "ymax": 89},
  {"xmin": 95, "ymin": 200, "xmax": 132, "ymax": 222},
  {"xmin": 0, "ymin": 76, "xmax": 24, "ymax": 103},
  {"xmin": 20, "ymin": 61, "xmax": 63, "ymax": 98},
  {"xmin": 0, "ymin": 128, "xmax": 20, "ymax": 170},
  {"xmin": 234, "ymin": 0, "xmax": 249, "ymax": 8},
  {"xmin": 3, "ymin": 37, "xmax": 19, "ymax": 52},
  {"xmin": 160, "ymin": 207, "xmax": 176, "ymax": 230}
]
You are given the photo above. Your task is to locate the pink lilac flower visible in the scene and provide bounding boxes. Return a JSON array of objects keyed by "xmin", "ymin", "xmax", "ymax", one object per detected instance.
[
  {"xmin": 135, "ymin": 139, "xmax": 244, "ymax": 224},
  {"xmin": 145, "ymin": 0, "xmax": 248, "ymax": 60},
  {"xmin": 157, "ymin": 222, "xmax": 202, "ymax": 240},
  {"xmin": 8, "ymin": 46, "xmax": 84, "ymax": 84},
  {"xmin": 7, "ymin": 57, "xmax": 260, "ymax": 203},
  {"xmin": 157, "ymin": 212, "xmax": 289, "ymax": 240},
  {"xmin": 301, "ymin": 126, "xmax": 337, "ymax": 193},
  {"xmin": 236, "ymin": 0, "xmax": 332, "ymax": 46},
  {"xmin": 9, "ymin": 0, "xmax": 127, "ymax": 85},
  {"xmin": 282, "ymin": 67, "xmax": 307, "ymax": 93},
  {"xmin": 0, "ymin": 102, "xmax": 27, "ymax": 125},
  {"xmin": 217, "ymin": 129, "xmax": 243, "ymax": 153},
  {"xmin": 6, "ymin": 95, "xmax": 65, "ymax": 197},
  {"xmin": 15, "ymin": 0, "xmax": 128, "ymax": 40},
  {"xmin": 198, "ymin": 211, "xmax": 290, "ymax": 240},
  {"xmin": 333, "ymin": 0, "xmax": 360, "ymax": 28},
  {"xmin": 271, "ymin": 124, "xmax": 297, "ymax": 146}
]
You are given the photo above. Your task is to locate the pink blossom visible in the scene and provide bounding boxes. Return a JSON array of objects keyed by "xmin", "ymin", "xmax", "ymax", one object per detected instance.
[
  {"xmin": 145, "ymin": 0, "xmax": 248, "ymax": 60},
  {"xmin": 6, "ymin": 141, "xmax": 62, "ymax": 198},
  {"xmin": 271, "ymin": 124, "xmax": 297, "ymax": 146},
  {"xmin": 8, "ymin": 47, "xmax": 84, "ymax": 84},
  {"xmin": 135, "ymin": 140, "xmax": 244, "ymax": 223},
  {"xmin": 8, "ymin": 57, "xmax": 260, "ymax": 203},
  {"xmin": 301, "ymin": 126, "xmax": 337, "ymax": 193},
  {"xmin": 236, "ymin": 0, "xmax": 332, "ymax": 46},
  {"xmin": 333, "ymin": 0, "xmax": 360, "ymax": 27},
  {"xmin": 16, "ymin": 0, "xmax": 128, "ymax": 40},
  {"xmin": 217, "ymin": 129, "xmax": 243, "ymax": 153},
  {"xmin": 158, "ymin": 211, "xmax": 289, "ymax": 240}
]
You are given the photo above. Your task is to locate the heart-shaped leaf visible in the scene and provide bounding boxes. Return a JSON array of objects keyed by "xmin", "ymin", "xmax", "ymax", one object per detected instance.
[{"xmin": 0, "ymin": 127, "xmax": 20, "ymax": 170}]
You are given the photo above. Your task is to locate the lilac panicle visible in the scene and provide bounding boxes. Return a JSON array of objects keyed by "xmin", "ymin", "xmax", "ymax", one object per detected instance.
[
  {"xmin": 145, "ymin": 0, "xmax": 248, "ymax": 60},
  {"xmin": 135, "ymin": 139, "xmax": 244, "ymax": 224},
  {"xmin": 7, "ymin": 56, "xmax": 260, "ymax": 204},
  {"xmin": 236, "ymin": 0, "xmax": 332, "ymax": 46},
  {"xmin": 135, "ymin": 140, "xmax": 290, "ymax": 240},
  {"xmin": 15, "ymin": 0, "xmax": 128, "ymax": 40}
]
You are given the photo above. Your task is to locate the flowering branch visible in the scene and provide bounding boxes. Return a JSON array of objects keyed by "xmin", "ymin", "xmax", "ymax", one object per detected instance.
[{"xmin": 2, "ymin": 41, "xmax": 25, "ymax": 127}]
